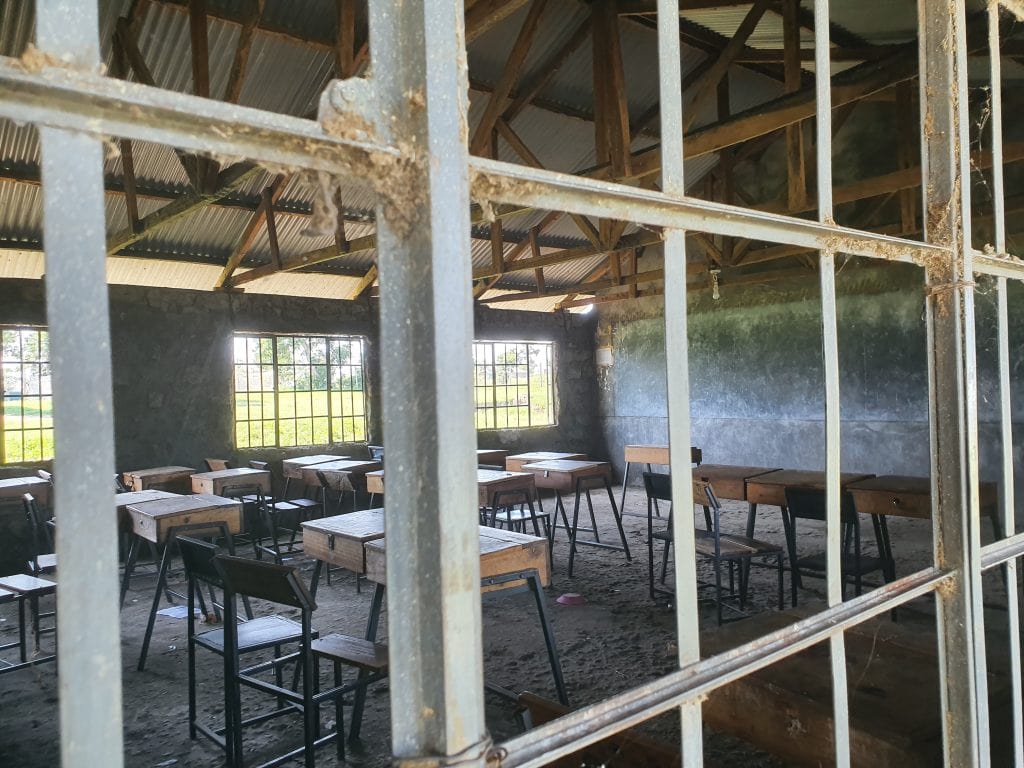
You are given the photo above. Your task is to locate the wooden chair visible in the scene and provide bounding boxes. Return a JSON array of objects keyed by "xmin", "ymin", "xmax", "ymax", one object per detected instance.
[
  {"xmin": 251, "ymin": 460, "xmax": 321, "ymax": 520},
  {"xmin": 643, "ymin": 473, "xmax": 784, "ymax": 623},
  {"xmin": 213, "ymin": 553, "xmax": 387, "ymax": 767},
  {"xmin": 782, "ymin": 486, "xmax": 891, "ymax": 603},
  {"xmin": 22, "ymin": 494, "xmax": 56, "ymax": 576},
  {"xmin": 177, "ymin": 536, "xmax": 310, "ymax": 759},
  {"xmin": 367, "ymin": 445, "xmax": 384, "ymax": 461}
]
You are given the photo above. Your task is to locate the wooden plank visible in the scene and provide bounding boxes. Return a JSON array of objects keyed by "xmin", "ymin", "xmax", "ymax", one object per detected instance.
[
  {"xmin": 127, "ymin": 494, "xmax": 241, "ymax": 544},
  {"xmin": 122, "ymin": 465, "xmax": 195, "ymax": 492},
  {"xmin": 215, "ymin": 174, "xmax": 287, "ymax": 289},
  {"xmin": 114, "ymin": 489, "xmax": 179, "ymax": 532},
  {"xmin": 478, "ymin": 449, "xmax": 510, "ymax": 466},
  {"xmin": 302, "ymin": 508, "xmax": 385, "ymax": 572},
  {"xmin": 366, "ymin": 469, "xmax": 384, "ymax": 496},
  {"xmin": 190, "ymin": 467, "xmax": 271, "ymax": 496},
  {"xmin": 506, "ymin": 452, "xmax": 586, "ymax": 472},
  {"xmin": 745, "ymin": 469, "xmax": 874, "ymax": 507},
  {"xmin": 847, "ymin": 475, "xmax": 998, "ymax": 520},
  {"xmin": 281, "ymin": 454, "xmax": 348, "ymax": 480},
  {"xmin": 300, "ymin": 459, "xmax": 381, "ymax": 491},
  {"xmin": 0, "ymin": 476, "xmax": 51, "ymax": 506},
  {"xmin": 782, "ymin": 0, "xmax": 806, "ymax": 211},
  {"xmin": 689, "ymin": 464, "xmax": 781, "ymax": 502},
  {"xmin": 223, "ymin": 0, "xmax": 265, "ymax": 104},
  {"xmin": 520, "ymin": 460, "xmax": 610, "ymax": 492}
]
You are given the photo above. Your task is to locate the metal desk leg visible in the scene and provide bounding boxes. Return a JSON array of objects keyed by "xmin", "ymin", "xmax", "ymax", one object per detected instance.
[
  {"xmin": 603, "ymin": 477, "xmax": 631, "ymax": 560},
  {"xmin": 137, "ymin": 540, "xmax": 173, "ymax": 671},
  {"xmin": 549, "ymin": 493, "xmax": 572, "ymax": 543},
  {"xmin": 619, "ymin": 460, "xmax": 631, "ymax": 518},
  {"xmin": 348, "ymin": 583, "xmax": 386, "ymax": 742},
  {"xmin": 526, "ymin": 573, "xmax": 569, "ymax": 706},
  {"xmin": 567, "ymin": 487, "xmax": 583, "ymax": 577},
  {"xmin": 308, "ymin": 559, "xmax": 324, "ymax": 600},
  {"xmin": 120, "ymin": 534, "xmax": 140, "ymax": 608}
]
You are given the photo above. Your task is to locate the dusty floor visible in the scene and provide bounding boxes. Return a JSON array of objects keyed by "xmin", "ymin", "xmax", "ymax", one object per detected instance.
[{"xmin": 0, "ymin": 489, "xmax": 1016, "ymax": 767}]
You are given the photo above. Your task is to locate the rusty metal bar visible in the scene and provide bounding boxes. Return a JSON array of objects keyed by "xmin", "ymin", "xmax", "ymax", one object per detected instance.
[{"xmin": 919, "ymin": 1, "xmax": 989, "ymax": 764}]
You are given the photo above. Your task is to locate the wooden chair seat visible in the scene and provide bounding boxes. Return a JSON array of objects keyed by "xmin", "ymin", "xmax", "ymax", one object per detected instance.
[
  {"xmin": 311, "ymin": 633, "xmax": 389, "ymax": 673},
  {"xmin": 195, "ymin": 614, "xmax": 307, "ymax": 654},
  {"xmin": 694, "ymin": 531, "xmax": 781, "ymax": 559}
]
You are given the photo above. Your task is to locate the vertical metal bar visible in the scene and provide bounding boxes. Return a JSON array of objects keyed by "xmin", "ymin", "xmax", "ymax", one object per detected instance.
[
  {"xmin": 36, "ymin": 2, "xmax": 124, "ymax": 766},
  {"xmin": 989, "ymin": 5, "xmax": 1021, "ymax": 762},
  {"xmin": 657, "ymin": 2, "xmax": 702, "ymax": 765},
  {"xmin": 918, "ymin": 1, "xmax": 989, "ymax": 764},
  {"xmin": 368, "ymin": 0, "xmax": 487, "ymax": 763},
  {"xmin": 813, "ymin": 2, "xmax": 851, "ymax": 765}
]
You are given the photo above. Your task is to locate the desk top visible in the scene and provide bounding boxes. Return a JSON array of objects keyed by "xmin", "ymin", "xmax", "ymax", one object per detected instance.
[
  {"xmin": 748, "ymin": 469, "xmax": 874, "ymax": 488},
  {"xmin": 367, "ymin": 469, "xmax": 534, "ymax": 485},
  {"xmin": 364, "ymin": 525, "xmax": 549, "ymax": 588},
  {"xmin": 115, "ymin": 489, "xmax": 180, "ymax": 511},
  {"xmin": 127, "ymin": 493, "xmax": 240, "ymax": 519},
  {"xmin": 190, "ymin": 467, "xmax": 268, "ymax": 481},
  {"xmin": 693, "ymin": 465, "xmax": 782, "ymax": 481},
  {"xmin": 123, "ymin": 466, "xmax": 194, "ymax": 480},
  {"xmin": 522, "ymin": 459, "xmax": 608, "ymax": 474},
  {"xmin": 308, "ymin": 459, "xmax": 381, "ymax": 474},
  {"xmin": 302, "ymin": 508, "xmax": 385, "ymax": 541},
  {"xmin": 281, "ymin": 455, "xmax": 349, "ymax": 478},
  {"xmin": 507, "ymin": 451, "xmax": 586, "ymax": 463},
  {"xmin": 0, "ymin": 476, "xmax": 49, "ymax": 491}
]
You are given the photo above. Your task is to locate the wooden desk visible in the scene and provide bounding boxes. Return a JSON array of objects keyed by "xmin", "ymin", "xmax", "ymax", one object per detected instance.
[
  {"xmin": 691, "ymin": 465, "xmax": 781, "ymax": 502},
  {"xmin": 847, "ymin": 475, "xmax": 999, "ymax": 520},
  {"xmin": 281, "ymin": 454, "xmax": 349, "ymax": 480},
  {"xmin": 0, "ymin": 476, "xmax": 51, "ymax": 506},
  {"xmin": 745, "ymin": 470, "xmax": 875, "ymax": 508},
  {"xmin": 122, "ymin": 493, "xmax": 244, "ymax": 671},
  {"xmin": 348, "ymin": 525, "xmax": 566, "ymax": 736},
  {"xmin": 364, "ymin": 469, "xmax": 537, "ymax": 508},
  {"xmin": 114, "ymin": 489, "xmax": 179, "ymax": 532},
  {"xmin": 506, "ymin": 451, "xmax": 586, "ymax": 473},
  {"xmin": 126, "ymin": 493, "xmax": 242, "ymax": 544},
  {"xmin": 299, "ymin": 459, "xmax": 381, "ymax": 492},
  {"xmin": 190, "ymin": 467, "xmax": 271, "ymax": 496},
  {"xmin": 521, "ymin": 460, "xmax": 629, "ymax": 575},
  {"xmin": 478, "ymin": 449, "xmax": 509, "ymax": 466},
  {"xmin": 302, "ymin": 508, "xmax": 385, "ymax": 576},
  {"xmin": 620, "ymin": 444, "xmax": 703, "ymax": 518},
  {"xmin": 121, "ymin": 466, "xmax": 194, "ymax": 492}
]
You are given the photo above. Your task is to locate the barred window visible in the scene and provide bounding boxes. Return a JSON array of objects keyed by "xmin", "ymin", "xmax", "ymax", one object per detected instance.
[
  {"xmin": 473, "ymin": 340, "xmax": 555, "ymax": 429},
  {"xmin": 1, "ymin": 327, "xmax": 53, "ymax": 464},
  {"xmin": 233, "ymin": 334, "xmax": 367, "ymax": 448}
]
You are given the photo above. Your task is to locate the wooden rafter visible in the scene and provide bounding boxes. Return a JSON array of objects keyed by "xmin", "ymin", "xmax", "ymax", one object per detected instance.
[
  {"xmin": 782, "ymin": 0, "xmax": 806, "ymax": 211},
  {"xmin": 335, "ymin": 0, "xmax": 357, "ymax": 78},
  {"xmin": 223, "ymin": 0, "xmax": 265, "ymax": 104},
  {"xmin": 470, "ymin": 0, "xmax": 549, "ymax": 156},
  {"xmin": 503, "ymin": 18, "xmax": 591, "ymax": 123},
  {"xmin": 214, "ymin": 175, "xmax": 287, "ymax": 289},
  {"xmin": 189, "ymin": 0, "xmax": 216, "ymax": 192},
  {"xmin": 682, "ymin": 0, "xmax": 772, "ymax": 133},
  {"xmin": 466, "ymin": 0, "xmax": 533, "ymax": 44}
]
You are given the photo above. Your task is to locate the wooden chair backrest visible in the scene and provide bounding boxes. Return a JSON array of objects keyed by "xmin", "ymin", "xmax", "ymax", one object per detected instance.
[
  {"xmin": 213, "ymin": 553, "xmax": 316, "ymax": 611},
  {"xmin": 178, "ymin": 536, "xmax": 225, "ymax": 588}
]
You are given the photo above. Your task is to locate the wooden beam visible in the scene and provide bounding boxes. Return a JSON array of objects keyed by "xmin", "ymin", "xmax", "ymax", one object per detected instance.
[
  {"xmin": 472, "ymin": 230, "xmax": 663, "ymax": 280},
  {"xmin": 895, "ymin": 81, "xmax": 917, "ymax": 233},
  {"xmin": 495, "ymin": 118, "xmax": 603, "ymax": 249},
  {"xmin": 474, "ymin": 212, "xmax": 562, "ymax": 298},
  {"xmin": 481, "ymin": 267, "xmax": 666, "ymax": 304},
  {"xmin": 782, "ymin": 0, "xmax": 806, "ymax": 211},
  {"xmin": 335, "ymin": 0, "xmax": 356, "ymax": 78},
  {"xmin": 188, "ymin": 0, "xmax": 216, "ymax": 192},
  {"xmin": 223, "ymin": 0, "xmax": 265, "ymax": 104},
  {"xmin": 119, "ymin": 140, "xmax": 142, "ymax": 234},
  {"xmin": 682, "ymin": 0, "xmax": 772, "ymax": 133},
  {"xmin": 214, "ymin": 175, "xmax": 286, "ymax": 288},
  {"xmin": 465, "ymin": 0, "xmax": 533, "ymax": 44},
  {"xmin": 107, "ymin": 162, "xmax": 262, "ymax": 255},
  {"xmin": 503, "ymin": 19, "xmax": 591, "ymax": 123},
  {"xmin": 350, "ymin": 264, "xmax": 378, "ymax": 300},
  {"xmin": 471, "ymin": 0, "xmax": 548, "ymax": 156}
]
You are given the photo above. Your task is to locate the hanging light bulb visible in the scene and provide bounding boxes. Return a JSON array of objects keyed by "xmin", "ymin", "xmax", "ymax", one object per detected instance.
[{"xmin": 710, "ymin": 269, "xmax": 721, "ymax": 300}]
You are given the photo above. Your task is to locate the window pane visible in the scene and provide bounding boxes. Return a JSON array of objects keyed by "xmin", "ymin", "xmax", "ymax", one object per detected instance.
[{"xmin": 472, "ymin": 340, "xmax": 555, "ymax": 431}]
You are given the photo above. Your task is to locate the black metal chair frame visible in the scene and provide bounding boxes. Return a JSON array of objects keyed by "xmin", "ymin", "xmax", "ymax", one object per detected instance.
[
  {"xmin": 781, "ymin": 486, "xmax": 893, "ymax": 603},
  {"xmin": 178, "ymin": 537, "xmax": 310, "ymax": 760},
  {"xmin": 214, "ymin": 553, "xmax": 379, "ymax": 768}
]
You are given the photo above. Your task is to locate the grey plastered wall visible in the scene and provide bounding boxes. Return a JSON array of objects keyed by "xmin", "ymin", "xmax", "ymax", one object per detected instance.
[
  {"xmin": 0, "ymin": 279, "xmax": 601, "ymax": 476},
  {"xmin": 596, "ymin": 263, "xmax": 1024, "ymax": 510}
]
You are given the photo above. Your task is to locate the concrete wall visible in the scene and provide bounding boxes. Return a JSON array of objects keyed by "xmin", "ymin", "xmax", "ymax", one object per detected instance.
[
  {"xmin": 596, "ymin": 262, "xmax": 1024, "ymax": 504},
  {"xmin": 0, "ymin": 279, "xmax": 601, "ymax": 476}
]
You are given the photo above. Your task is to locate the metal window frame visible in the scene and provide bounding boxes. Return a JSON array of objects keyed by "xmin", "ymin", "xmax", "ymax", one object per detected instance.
[
  {"xmin": 472, "ymin": 339, "xmax": 556, "ymax": 430},
  {"xmin": 0, "ymin": 325, "xmax": 53, "ymax": 464},
  {"xmin": 232, "ymin": 331, "xmax": 368, "ymax": 448},
  {"xmin": 4, "ymin": 1, "xmax": 1017, "ymax": 765}
]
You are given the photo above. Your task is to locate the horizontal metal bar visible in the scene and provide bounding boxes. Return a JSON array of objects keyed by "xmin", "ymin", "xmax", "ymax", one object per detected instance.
[
  {"xmin": 0, "ymin": 59, "xmax": 396, "ymax": 175},
  {"xmin": 981, "ymin": 532, "xmax": 1024, "ymax": 571},
  {"xmin": 974, "ymin": 252, "xmax": 1024, "ymax": 279},
  {"xmin": 496, "ymin": 566, "xmax": 950, "ymax": 768},
  {"xmin": 469, "ymin": 157, "xmax": 950, "ymax": 266}
]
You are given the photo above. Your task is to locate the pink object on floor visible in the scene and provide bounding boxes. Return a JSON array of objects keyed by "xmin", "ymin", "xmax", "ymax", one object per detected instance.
[{"xmin": 556, "ymin": 593, "xmax": 586, "ymax": 606}]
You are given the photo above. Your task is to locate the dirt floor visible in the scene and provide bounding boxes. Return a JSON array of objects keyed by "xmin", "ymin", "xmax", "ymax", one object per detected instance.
[{"xmin": 0, "ymin": 488, "xmax": 1016, "ymax": 767}]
